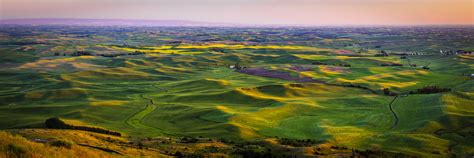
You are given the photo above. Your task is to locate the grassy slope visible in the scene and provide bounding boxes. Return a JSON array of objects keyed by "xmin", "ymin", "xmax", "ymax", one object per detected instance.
[
  {"xmin": 0, "ymin": 41, "xmax": 472, "ymax": 157},
  {"xmin": 0, "ymin": 129, "xmax": 167, "ymax": 158}
]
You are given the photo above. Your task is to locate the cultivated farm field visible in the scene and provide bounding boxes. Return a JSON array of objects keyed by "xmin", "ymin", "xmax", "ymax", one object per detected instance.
[{"xmin": 0, "ymin": 26, "xmax": 473, "ymax": 157}]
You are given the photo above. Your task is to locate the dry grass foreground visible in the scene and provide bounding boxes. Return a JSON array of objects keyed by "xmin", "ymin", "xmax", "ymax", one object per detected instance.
[{"xmin": 0, "ymin": 130, "xmax": 167, "ymax": 158}]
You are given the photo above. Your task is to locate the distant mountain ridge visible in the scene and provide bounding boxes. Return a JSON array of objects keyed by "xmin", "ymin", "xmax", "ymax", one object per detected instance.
[{"xmin": 0, "ymin": 18, "xmax": 236, "ymax": 27}]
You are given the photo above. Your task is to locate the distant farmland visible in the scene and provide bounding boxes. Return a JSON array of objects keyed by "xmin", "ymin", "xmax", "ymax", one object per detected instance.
[{"xmin": 0, "ymin": 25, "xmax": 473, "ymax": 157}]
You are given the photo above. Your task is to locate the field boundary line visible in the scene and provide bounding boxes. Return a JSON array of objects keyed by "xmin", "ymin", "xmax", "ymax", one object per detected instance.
[{"xmin": 388, "ymin": 96, "xmax": 399, "ymax": 129}]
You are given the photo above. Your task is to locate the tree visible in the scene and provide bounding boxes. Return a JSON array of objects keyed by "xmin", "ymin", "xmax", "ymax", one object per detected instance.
[{"xmin": 383, "ymin": 88, "xmax": 391, "ymax": 96}]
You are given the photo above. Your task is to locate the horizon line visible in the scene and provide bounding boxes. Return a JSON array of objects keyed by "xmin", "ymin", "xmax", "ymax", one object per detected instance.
[{"xmin": 1, "ymin": 18, "xmax": 473, "ymax": 27}]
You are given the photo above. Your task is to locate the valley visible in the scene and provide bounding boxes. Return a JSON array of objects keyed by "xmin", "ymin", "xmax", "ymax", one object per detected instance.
[{"xmin": 0, "ymin": 26, "xmax": 473, "ymax": 157}]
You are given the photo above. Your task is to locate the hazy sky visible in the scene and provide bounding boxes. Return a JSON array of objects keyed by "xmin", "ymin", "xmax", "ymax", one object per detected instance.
[{"xmin": 1, "ymin": 0, "xmax": 473, "ymax": 25}]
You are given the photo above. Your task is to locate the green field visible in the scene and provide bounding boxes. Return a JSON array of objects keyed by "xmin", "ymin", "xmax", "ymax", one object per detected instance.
[{"xmin": 0, "ymin": 26, "xmax": 473, "ymax": 157}]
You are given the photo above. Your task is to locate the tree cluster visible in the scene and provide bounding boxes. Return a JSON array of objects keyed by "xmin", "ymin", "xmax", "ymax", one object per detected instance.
[
  {"xmin": 71, "ymin": 51, "xmax": 93, "ymax": 56},
  {"xmin": 382, "ymin": 88, "xmax": 397, "ymax": 96},
  {"xmin": 410, "ymin": 86, "xmax": 450, "ymax": 94},
  {"xmin": 45, "ymin": 118, "xmax": 121, "ymax": 136},
  {"xmin": 311, "ymin": 61, "xmax": 327, "ymax": 65},
  {"xmin": 375, "ymin": 50, "xmax": 389, "ymax": 57},
  {"xmin": 381, "ymin": 63, "xmax": 403, "ymax": 66},
  {"xmin": 180, "ymin": 137, "xmax": 199, "ymax": 143},
  {"xmin": 278, "ymin": 138, "xmax": 324, "ymax": 147},
  {"xmin": 339, "ymin": 64, "xmax": 351, "ymax": 67},
  {"xmin": 96, "ymin": 51, "xmax": 145, "ymax": 57}
]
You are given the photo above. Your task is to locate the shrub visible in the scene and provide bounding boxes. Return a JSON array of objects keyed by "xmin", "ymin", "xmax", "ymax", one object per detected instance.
[
  {"xmin": 383, "ymin": 88, "xmax": 391, "ymax": 95},
  {"xmin": 49, "ymin": 140, "xmax": 73, "ymax": 149},
  {"xmin": 6, "ymin": 144, "xmax": 26, "ymax": 156},
  {"xmin": 174, "ymin": 151, "xmax": 184, "ymax": 158},
  {"xmin": 181, "ymin": 137, "xmax": 199, "ymax": 143},
  {"xmin": 233, "ymin": 148, "xmax": 274, "ymax": 158},
  {"xmin": 311, "ymin": 61, "xmax": 327, "ymax": 65},
  {"xmin": 45, "ymin": 118, "xmax": 69, "ymax": 129}
]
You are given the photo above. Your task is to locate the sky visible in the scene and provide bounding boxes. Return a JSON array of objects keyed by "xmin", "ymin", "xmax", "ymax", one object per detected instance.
[{"xmin": 0, "ymin": 0, "xmax": 473, "ymax": 26}]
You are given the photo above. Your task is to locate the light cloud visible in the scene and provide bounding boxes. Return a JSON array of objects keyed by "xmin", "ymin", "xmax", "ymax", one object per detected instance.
[{"xmin": 1, "ymin": 0, "xmax": 472, "ymax": 25}]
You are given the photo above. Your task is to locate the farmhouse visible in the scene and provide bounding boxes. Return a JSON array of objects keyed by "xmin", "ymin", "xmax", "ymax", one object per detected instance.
[
  {"xmin": 228, "ymin": 63, "xmax": 246, "ymax": 70},
  {"xmin": 440, "ymin": 49, "xmax": 473, "ymax": 56},
  {"xmin": 375, "ymin": 50, "xmax": 389, "ymax": 57}
]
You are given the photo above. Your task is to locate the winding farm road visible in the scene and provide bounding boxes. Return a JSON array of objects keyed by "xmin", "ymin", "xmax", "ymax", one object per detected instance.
[
  {"xmin": 125, "ymin": 94, "xmax": 159, "ymax": 130},
  {"xmin": 433, "ymin": 124, "xmax": 473, "ymax": 154},
  {"xmin": 388, "ymin": 96, "xmax": 399, "ymax": 129},
  {"xmin": 78, "ymin": 143, "xmax": 123, "ymax": 155},
  {"xmin": 125, "ymin": 86, "xmax": 181, "ymax": 136},
  {"xmin": 125, "ymin": 94, "xmax": 156, "ymax": 126}
]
